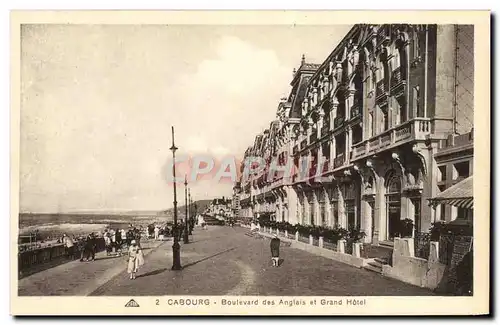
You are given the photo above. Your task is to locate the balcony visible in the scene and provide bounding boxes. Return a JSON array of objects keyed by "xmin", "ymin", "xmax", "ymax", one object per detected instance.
[
  {"xmin": 321, "ymin": 124, "xmax": 330, "ymax": 137},
  {"xmin": 334, "ymin": 115, "xmax": 345, "ymax": 129},
  {"xmin": 300, "ymin": 138, "xmax": 308, "ymax": 150},
  {"xmin": 333, "ymin": 153, "xmax": 346, "ymax": 169},
  {"xmin": 322, "ymin": 160, "xmax": 331, "ymax": 173},
  {"xmin": 309, "ymin": 131, "xmax": 318, "ymax": 144},
  {"xmin": 376, "ymin": 80, "xmax": 387, "ymax": 101},
  {"xmin": 391, "ymin": 67, "xmax": 405, "ymax": 89},
  {"xmin": 352, "ymin": 141, "xmax": 366, "ymax": 159},
  {"xmin": 377, "ymin": 26, "xmax": 390, "ymax": 45},
  {"xmin": 350, "ymin": 103, "xmax": 361, "ymax": 119},
  {"xmin": 351, "ymin": 118, "xmax": 432, "ymax": 160}
]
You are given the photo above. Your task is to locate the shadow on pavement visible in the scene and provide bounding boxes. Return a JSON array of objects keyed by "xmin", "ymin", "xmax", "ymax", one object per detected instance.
[
  {"xmin": 137, "ymin": 268, "xmax": 169, "ymax": 278},
  {"xmin": 188, "ymin": 236, "xmax": 224, "ymax": 244},
  {"xmin": 278, "ymin": 258, "xmax": 285, "ymax": 266},
  {"xmin": 182, "ymin": 247, "xmax": 237, "ymax": 269},
  {"xmin": 136, "ymin": 247, "xmax": 238, "ymax": 278}
]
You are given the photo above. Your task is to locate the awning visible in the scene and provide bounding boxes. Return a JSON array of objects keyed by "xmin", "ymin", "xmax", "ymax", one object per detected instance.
[{"xmin": 428, "ymin": 176, "xmax": 473, "ymax": 209}]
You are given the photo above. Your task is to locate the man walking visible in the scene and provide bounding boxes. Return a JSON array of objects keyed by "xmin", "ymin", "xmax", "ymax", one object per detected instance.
[
  {"xmin": 270, "ymin": 234, "xmax": 281, "ymax": 267},
  {"xmin": 62, "ymin": 234, "xmax": 75, "ymax": 260}
]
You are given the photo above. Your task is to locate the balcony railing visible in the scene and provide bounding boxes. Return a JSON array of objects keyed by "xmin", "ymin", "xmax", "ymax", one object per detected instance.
[
  {"xmin": 321, "ymin": 123, "xmax": 330, "ymax": 137},
  {"xmin": 322, "ymin": 160, "xmax": 331, "ymax": 173},
  {"xmin": 351, "ymin": 118, "xmax": 432, "ymax": 160},
  {"xmin": 352, "ymin": 141, "xmax": 366, "ymax": 159},
  {"xmin": 391, "ymin": 66, "xmax": 405, "ymax": 90},
  {"xmin": 376, "ymin": 80, "xmax": 386, "ymax": 99},
  {"xmin": 333, "ymin": 153, "xmax": 346, "ymax": 169},
  {"xmin": 300, "ymin": 138, "xmax": 307, "ymax": 150},
  {"xmin": 377, "ymin": 26, "xmax": 389, "ymax": 44},
  {"xmin": 309, "ymin": 131, "xmax": 318, "ymax": 143},
  {"xmin": 350, "ymin": 104, "xmax": 361, "ymax": 119},
  {"xmin": 334, "ymin": 115, "xmax": 345, "ymax": 129}
]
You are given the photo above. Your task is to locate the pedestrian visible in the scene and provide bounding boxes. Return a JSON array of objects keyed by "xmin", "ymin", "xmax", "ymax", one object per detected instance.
[
  {"xmin": 154, "ymin": 225, "xmax": 159, "ymax": 240},
  {"xmin": 104, "ymin": 232, "xmax": 112, "ymax": 256},
  {"xmin": 62, "ymin": 234, "xmax": 75, "ymax": 260},
  {"xmin": 270, "ymin": 234, "xmax": 281, "ymax": 267},
  {"xmin": 127, "ymin": 240, "xmax": 144, "ymax": 280}
]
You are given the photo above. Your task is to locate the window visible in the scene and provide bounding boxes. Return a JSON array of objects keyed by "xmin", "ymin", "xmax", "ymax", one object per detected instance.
[
  {"xmin": 439, "ymin": 204, "xmax": 446, "ymax": 221},
  {"xmin": 382, "ymin": 110, "xmax": 389, "ymax": 131},
  {"xmin": 413, "ymin": 86, "xmax": 423, "ymax": 117},
  {"xmin": 413, "ymin": 34, "xmax": 421, "ymax": 59},
  {"xmin": 320, "ymin": 203, "xmax": 327, "ymax": 226},
  {"xmin": 352, "ymin": 125, "xmax": 363, "ymax": 144},
  {"xmin": 369, "ymin": 111, "xmax": 375, "ymax": 137},
  {"xmin": 438, "ymin": 166, "xmax": 447, "ymax": 182},
  {"xmin": 453, "ymin": 161, "xmax": 470, "ymax": 180},
  {"xmin": 331, "ymin": 201, "xmax": 338, "ymax": 227}
]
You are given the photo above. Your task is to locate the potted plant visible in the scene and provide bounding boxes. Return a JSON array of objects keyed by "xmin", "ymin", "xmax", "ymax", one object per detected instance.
[
  {"xmin": 345, "ymin": 226, "xmax": 366, "ymax": 255},
  {"xmin": 430, "ymin": 221, "xmax": 447, "ymax": 241},
  {"xmin": 399, "ymin": 218, "xmax": 414, "ymax": 238}
]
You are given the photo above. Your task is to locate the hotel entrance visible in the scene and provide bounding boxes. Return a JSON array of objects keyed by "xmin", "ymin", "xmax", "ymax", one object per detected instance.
[{"xmin": 385, "ymin": 171, "xmax": 402, "ymax": 240}]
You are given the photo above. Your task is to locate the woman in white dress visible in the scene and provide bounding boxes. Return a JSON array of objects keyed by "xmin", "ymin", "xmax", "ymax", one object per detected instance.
[{"xmin": 127, "ymin": 240, "xmax": 144, "ymax": 279}]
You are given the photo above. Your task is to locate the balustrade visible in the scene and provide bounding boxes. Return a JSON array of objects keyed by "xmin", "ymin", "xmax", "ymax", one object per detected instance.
[
  {"xmin": 321, "ymin": 124, "xmax": 330, "ymax": 137},
  {"xmin": 309, "ymin": 131, "xmax": 318, "ymax": 143},
  {"xmin": 352, "ymin": 141, "xmax": 366, "ymax": 159},
  {"xmin": 376, "ymin": 80, "xmax": 386, "ymax": 98},
  {"xmin": 334, "ymin": 115, "xmax": 345, "ymax": 129},
  {"xmin": 333, "ymin": 153, "xmax": 346, "ymax": 169},
  {"xmin": 391, "ymin": 66, "xmax": 403, "ymax": 89}
]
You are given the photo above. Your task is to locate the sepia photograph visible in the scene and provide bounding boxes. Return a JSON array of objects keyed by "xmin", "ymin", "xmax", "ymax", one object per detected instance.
[{"xmin": 10, "ymin": 10, "xmax": 490, "ymax": 316}]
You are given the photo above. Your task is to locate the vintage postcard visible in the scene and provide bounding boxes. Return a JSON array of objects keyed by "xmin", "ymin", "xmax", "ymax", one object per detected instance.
[{"xmin": 10, "ymin": 10, "xmax": 490, "ymax": 316}]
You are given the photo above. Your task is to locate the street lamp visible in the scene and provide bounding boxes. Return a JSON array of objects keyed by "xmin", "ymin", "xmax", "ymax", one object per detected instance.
[
  {"xmin": 170, "ymin": 126, "xmax": 182, "ymax": 270},
  {"xmin": 183, "ymin": 175, "xmax": 189, "ymax": 244},
  {"xmin": 188, "ymin": 189, "xmax": 192, "ymax": 235}
]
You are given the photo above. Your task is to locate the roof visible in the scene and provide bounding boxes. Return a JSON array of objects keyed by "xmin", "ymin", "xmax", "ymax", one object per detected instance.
[{"xmin": 428, "ymin": 176, "xmax": 473, "ymax": 209}]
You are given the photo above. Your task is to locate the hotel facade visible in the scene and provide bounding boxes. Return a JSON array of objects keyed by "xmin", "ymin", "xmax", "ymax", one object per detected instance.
[{"xmin": 237, "ymin": 24, "xmax": 474, "ymax": 245}]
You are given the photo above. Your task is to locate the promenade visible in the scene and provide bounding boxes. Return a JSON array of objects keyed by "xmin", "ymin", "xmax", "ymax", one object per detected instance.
[{"xmin": 19, "ymin": 226, "xmax": 434, "ymax": 296}]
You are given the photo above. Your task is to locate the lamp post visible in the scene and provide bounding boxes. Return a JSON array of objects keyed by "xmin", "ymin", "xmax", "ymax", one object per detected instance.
[
  {"xmin": 188, "ymin": 189, "xmax": 192, "ymax": 235},
  {"xmin": 170, "ymin": 126, "xmax": 182, "ymax": 270},
  {"xmin": 183, "ymin": 175, "xmax": 189, "ymax": 244}
]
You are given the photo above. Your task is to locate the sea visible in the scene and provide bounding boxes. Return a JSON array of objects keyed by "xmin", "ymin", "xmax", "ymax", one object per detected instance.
[{"xmin": 18, "ymin": 213, "xmax": 173, "ymax": 240}]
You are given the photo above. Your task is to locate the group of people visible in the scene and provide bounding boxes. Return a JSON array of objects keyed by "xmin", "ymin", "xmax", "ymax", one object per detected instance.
[
  {"xmin": 61, "ymin": 232, "xmax": 98, "ymax": 262},
  {"xmin": 103, "ymin": 227, "xmax": 142, "ymax": 257}
]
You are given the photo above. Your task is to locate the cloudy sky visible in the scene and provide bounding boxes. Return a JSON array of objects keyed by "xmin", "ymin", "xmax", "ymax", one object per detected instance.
[{"xmin": 20, "ymin": 24, "xmax": 352, "ymax": 213}]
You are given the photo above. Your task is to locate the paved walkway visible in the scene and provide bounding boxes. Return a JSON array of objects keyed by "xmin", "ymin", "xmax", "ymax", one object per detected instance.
[
  {"xmin": 91, "ymin": 226, "xmax": 435, "ymax": 296},
  {"xmin": 18, "ymin": 239, "xmax": 165, "ymax": 296}
]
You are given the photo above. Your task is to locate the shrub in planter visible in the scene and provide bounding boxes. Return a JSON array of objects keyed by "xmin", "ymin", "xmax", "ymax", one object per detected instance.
[
  {"xmin": 430, "ymin": 221, "xmax": 449, "ymax": 241},
  {"xmin": 344, "ymin": 226, "xmax": 366, "ymax": 255},
  {"xmin": 285, "ymin": 222, "xmax": 297, "ymax": 234},
  {"xmin": 347, "ymin": 226, "xmax": 366, "ymax": 243},
  {"xmin": 398, "ymin": 218, "xmax": 414, "ymax": 238},
  {"xmin": 322, "ymin": 227, "xmax": 346, "ymax": 243},
  {"xmin": 296, "ymin": 224, "xmax": 312, "ymax": 237},
  {"xmin": 310, "ymin": 225, "xmax": 323, "ymax": 238}
]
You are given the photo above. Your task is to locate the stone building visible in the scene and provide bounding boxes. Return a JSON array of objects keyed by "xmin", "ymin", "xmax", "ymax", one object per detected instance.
[{"xmin": 238, "ymin": 24, "xmax": 474, "ymax": 246}]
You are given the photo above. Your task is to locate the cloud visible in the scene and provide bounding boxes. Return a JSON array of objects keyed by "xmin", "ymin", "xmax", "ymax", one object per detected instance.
[
  {"xmin": 171, "ymin": 36, "xmax": 292, "ymax": 160},
  {"xmin": 20, "ymin": 28, "xmax": 296, "ymax": 212}
]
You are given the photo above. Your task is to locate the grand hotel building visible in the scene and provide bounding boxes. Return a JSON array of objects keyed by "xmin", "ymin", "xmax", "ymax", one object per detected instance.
[{"xmin": 237, "ymin": 24, "xmax": 474, "ymax": 245}]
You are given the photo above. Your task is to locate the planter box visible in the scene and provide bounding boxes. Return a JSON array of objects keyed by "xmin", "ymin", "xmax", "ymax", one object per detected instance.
[
  {"xmin": 323, "ymin": 239, "xmax": 338, "ymax": 251},
  {"xmin": 312, "ymin": 237, "xmax": 320, "ymax": 247},
  {"xmin": 298, "ymin": 234, "xmax": 309, "ymax": 244},
  {"xmin": 345, "ymin": 241, "xmax": 354, "ymax": 255}
]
